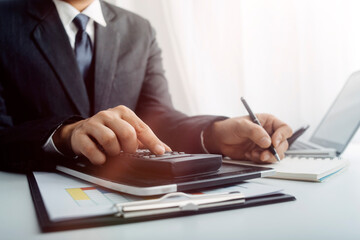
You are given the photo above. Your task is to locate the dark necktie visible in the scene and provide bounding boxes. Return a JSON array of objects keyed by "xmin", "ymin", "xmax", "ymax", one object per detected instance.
[{"xmin": 73, "ymin": 14, "xmax": 93, "ymax": 80}]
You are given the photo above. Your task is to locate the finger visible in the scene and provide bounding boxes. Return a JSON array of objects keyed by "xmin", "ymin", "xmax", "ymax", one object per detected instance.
[
  {"xmin": 163, "ymin": 143, "xmax": 172, "ymax": 152},
  {"xmin": 247, "ymin": 148, "xmax": 274, "ymax": 164},
  {"xmin": 251, "ymin": 149, "xmax": 261, "ymax": 160},
  {"xmin": 138, "ymin": 140, "xmax": 172, "ymax": 153},
  {"xmin": 115, "ymin": 106, "xmax": 166, "ymax": 154},
  {"xmin": 219, "ymin": 144, "xmax": 247, "ymax": 160},
  {"xmin": 259, "ymin": 150, "xmax": 278, "ymax": 163},
  {"xmin": 235, "ymin": 120, "xmax": 272, "ymax": 149},
  {"xmin": 275, "ymin": 140, "xmax": 289, "ymax": 156},
  {"xmin": 253, "ymin": 139, "xmax": 289, "ymax": 162},
  {"xmin": 138, "ymin": 140, "xmax": 146, "ymax": 149},
  {"xmin": 248, "ymin": 152, "xmax": 274, "ymax": 164},
  {"xmin": 271, "ymin": 123, "xmax": 293, "ymax": 148},
  {"xmin": 252, "ymin": 158, "xmax": 272, "ymax": 164},
  {"xmin": 104, "ymin": 118, "xmax": 139, "ymax": 153},
  {"xmin": 77, "ymin": 134, "xmax": 106, "ymax": 165},
  {"xmin": 86, "ymin": 122, "xmax": 121, "ymax": 156},
  {"xmin": 278, "ymin": 151, "xmax": 285, "ymax": 160}
]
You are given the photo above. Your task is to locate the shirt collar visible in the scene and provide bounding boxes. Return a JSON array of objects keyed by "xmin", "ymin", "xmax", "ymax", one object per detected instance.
[{"xmin": 53, "ymin": 0, "xmax": 107, "ymax": 27}]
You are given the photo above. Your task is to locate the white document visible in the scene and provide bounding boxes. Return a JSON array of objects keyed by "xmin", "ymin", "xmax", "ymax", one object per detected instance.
[
  {"xmin": 34, "ymin": 172, "xmax": 140, "ymax": 222},
  {"xmin": 33, "ymin": 172, "xmax": 283, "ymax": 222}
]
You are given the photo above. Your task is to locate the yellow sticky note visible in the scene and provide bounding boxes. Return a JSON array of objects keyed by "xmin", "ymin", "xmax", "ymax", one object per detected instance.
[{"xmin": 66, "ymin": 188, "xmax": 90, "ymax": 201}]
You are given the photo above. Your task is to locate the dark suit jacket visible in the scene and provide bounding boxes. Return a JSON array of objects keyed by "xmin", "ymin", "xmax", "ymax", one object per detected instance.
[{"xmin": 0, "ymin": 0, "xmax": 225, "ymax": 172}]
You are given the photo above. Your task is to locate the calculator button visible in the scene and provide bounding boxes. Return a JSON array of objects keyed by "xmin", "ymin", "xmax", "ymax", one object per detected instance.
[{"xmin": 149, "ymin": 154, "xmax": 192, "ymax": 160}]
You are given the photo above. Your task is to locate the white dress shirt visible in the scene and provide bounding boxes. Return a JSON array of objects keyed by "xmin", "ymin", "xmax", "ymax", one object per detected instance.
[
  {"xmin": 43, "ymin": 0, "xmax": 107, "ymax": 156},
  {"xmin": 53, "ymin": 0, "xmax": 107, "ymax": 49}
]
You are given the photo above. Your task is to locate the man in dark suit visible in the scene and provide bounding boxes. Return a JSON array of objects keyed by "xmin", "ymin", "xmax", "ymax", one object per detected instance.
[{"xmin": 0, "ymin": 0, "xmax": 292, "ymax": 172}]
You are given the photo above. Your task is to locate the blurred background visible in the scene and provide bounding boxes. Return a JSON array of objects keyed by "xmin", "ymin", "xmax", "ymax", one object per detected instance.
[{"xmin": 107, "ymin": 0, "xmax": 360, "ymax": 141}]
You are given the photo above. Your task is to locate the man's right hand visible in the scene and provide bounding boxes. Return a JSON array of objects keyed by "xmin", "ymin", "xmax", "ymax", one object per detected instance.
[{"xmin": 53, "ymin": 105, "xmax": 171, "ymax": 165}]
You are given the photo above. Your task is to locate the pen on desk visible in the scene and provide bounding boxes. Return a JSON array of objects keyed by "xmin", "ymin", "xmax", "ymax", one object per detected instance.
[{"xmin": 240, "ymin": 97, "xmax": 281, "ymax": 162}]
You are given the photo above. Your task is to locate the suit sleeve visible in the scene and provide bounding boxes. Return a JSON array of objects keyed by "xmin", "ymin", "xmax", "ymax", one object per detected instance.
[
  {"xmin": 135, "ymin": 26, "xmax": 227, "ymax": 153},
  {"xmin": 0, "ymin": 77, "xmax": 81, "ymax": 172}
]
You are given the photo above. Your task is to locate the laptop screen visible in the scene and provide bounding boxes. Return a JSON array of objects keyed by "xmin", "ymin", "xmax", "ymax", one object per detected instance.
[{"xmin": 310, "ymin": 71, "xmax": 360, "ymax": 154}]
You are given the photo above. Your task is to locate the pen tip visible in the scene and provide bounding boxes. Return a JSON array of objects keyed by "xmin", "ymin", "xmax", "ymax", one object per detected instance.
[{"xmin": 275, "ymin": 153, "xmax": 281, "ymax": 162}]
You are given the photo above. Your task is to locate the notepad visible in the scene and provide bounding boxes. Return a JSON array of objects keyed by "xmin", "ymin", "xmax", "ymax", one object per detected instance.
[{"xmin": 224, "ymin": 157, "xmax": 349, "ymax": 182}]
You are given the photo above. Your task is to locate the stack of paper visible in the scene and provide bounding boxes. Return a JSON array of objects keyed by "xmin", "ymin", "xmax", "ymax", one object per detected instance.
[{"xmin": 224, "ymin": 157, "xmax": 349, "ymax": 182}]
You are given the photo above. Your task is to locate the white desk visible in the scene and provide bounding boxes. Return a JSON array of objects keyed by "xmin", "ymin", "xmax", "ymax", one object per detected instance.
[{"xmin": 1, "ymin": 144, "xmax": 360, "ymax": 240}]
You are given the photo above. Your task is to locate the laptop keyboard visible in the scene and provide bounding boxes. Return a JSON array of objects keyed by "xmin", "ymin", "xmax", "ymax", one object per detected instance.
[{"xmin": 291, "ymin": 141, "xmax": 318, "ymax": 150}]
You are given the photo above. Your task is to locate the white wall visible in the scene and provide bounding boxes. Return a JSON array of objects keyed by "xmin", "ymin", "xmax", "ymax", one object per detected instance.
[{"xmin": 106, "ymin": 0, "xmax": 360, "ymax": 142}]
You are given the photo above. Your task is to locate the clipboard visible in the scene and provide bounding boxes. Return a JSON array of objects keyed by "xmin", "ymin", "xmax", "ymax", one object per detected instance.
[{"xmin": 28, "ymin": 173, "xmax": 296, "ymax": 232}]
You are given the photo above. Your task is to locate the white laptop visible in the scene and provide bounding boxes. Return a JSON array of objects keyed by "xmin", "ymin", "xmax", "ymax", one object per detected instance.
[{"xmin": 286, "ymin": 71, "xmax": 360, "ymax": 158}]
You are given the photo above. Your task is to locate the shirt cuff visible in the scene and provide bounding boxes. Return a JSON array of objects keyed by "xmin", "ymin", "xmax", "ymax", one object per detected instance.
[
  {"xmin": 200, "ymin": 130, "xmax": 211, "ymax": 154},
  {"xmin": 42, "ymin": 125, "xmax": 65, "ymax": 156}
]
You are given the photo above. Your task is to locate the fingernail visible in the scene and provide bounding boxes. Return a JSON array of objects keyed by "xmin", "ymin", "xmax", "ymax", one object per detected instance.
[
  {"xmin": 260, "ymin": 137, "xmax": 271, "ymax": 147},
  {"xmin": 263, "ymin": 153, "xmax": 271, "ymax": 161},
  {"xmin": 165, "ymin": 144, "xmax": 172, "ymax": 152},
  {"xmin": 275, "ymin": 139, "xmax": 281, "ymax": 147},
  {"xmin": 154, "ymin": 144, "xmax": 165, "ymax": 154}
]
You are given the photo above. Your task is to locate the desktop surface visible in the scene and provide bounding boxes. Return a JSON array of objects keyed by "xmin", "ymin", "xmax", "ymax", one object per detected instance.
[{"xmin": 1, "ymin": 144, "xmax": 360, "ymax": 240}]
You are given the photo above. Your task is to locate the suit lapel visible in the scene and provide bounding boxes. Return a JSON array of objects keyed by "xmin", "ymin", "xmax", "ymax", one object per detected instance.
[
  {"xmin": 93, "ymin": 2, "xmax": 131, "ymax": 113},
  {"xmin": 29, "ymin": 1, "xmax": 90, "ymax": 116}
]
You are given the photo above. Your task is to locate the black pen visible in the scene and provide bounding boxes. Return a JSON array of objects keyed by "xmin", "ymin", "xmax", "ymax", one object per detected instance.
[{"xmin": 241, "ymin": 97, "xmax": 281, "ymax": 162}]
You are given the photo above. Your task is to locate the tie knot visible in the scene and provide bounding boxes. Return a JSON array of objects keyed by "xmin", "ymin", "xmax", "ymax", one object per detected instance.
[{"xmin": 73, "ymin": 14, "xmax": 90, "ymax": 31}]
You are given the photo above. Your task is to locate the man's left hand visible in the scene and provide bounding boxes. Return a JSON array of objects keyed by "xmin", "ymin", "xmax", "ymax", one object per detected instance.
[{"xmin": 203, "ymin": 114, "xmax": 293, "ymax": 163}]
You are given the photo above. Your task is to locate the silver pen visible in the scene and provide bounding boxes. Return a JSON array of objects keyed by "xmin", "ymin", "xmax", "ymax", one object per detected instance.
[{"xmin": 241, "ymin": 97, "xmax": 281, "ymax": 162}]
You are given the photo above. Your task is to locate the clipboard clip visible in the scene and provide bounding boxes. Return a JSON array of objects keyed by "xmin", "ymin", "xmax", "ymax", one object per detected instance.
[{"xmin": 114, "ymin": 191, "xmax": 245, "ymax": 218}]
